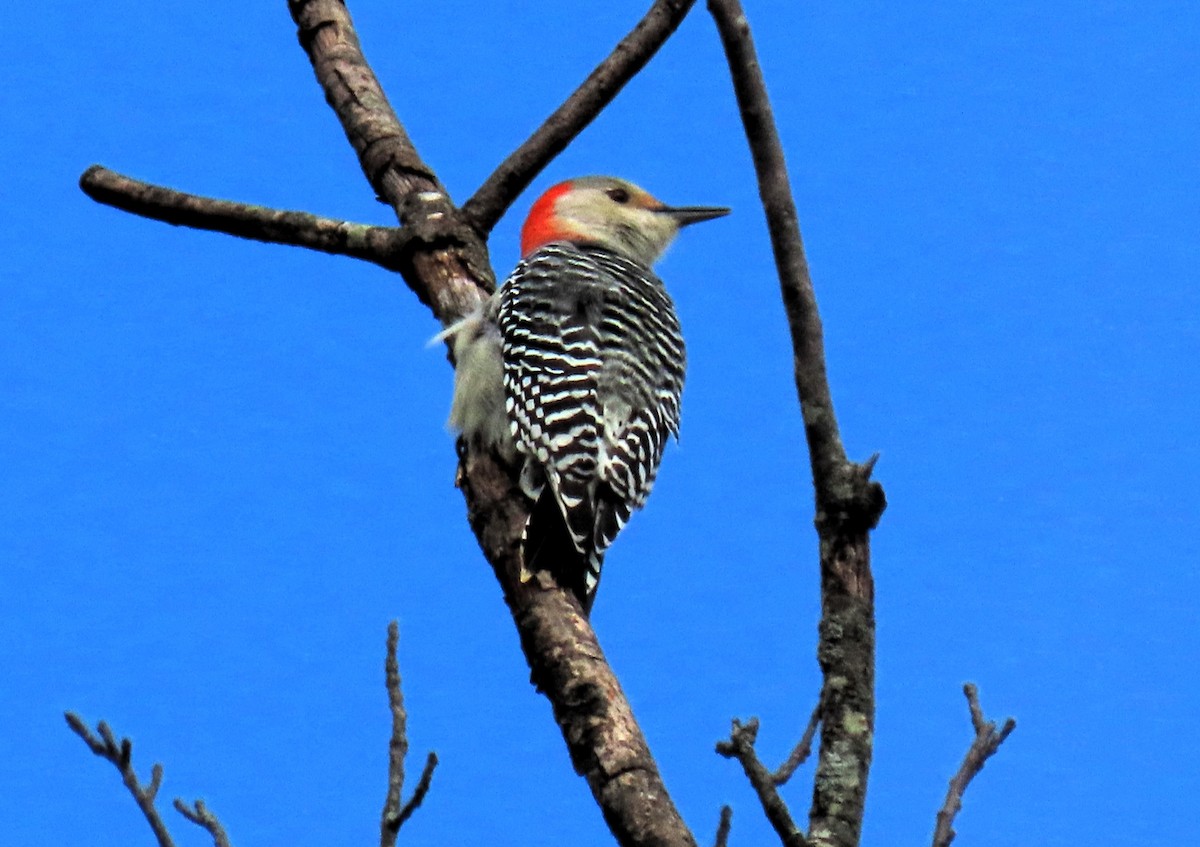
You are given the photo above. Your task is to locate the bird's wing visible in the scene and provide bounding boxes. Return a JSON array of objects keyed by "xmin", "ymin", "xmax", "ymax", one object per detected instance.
[
  {"xmin": 587, "ymin": 249, "xmax": 686, "ymax": 557},
  {"xmin": 498, "ymin": 244, "xmax": 608, "ymax": 555}
]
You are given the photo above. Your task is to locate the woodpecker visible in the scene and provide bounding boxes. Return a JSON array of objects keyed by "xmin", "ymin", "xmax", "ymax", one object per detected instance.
[{"xmin": 442, "ymin": 176, "xmax": 728, "ymax": 613}]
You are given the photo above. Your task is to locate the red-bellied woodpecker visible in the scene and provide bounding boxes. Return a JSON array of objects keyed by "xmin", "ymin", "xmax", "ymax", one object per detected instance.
[{"xmin": 442, "ymin": 176, "xmax": 729, "ymax": 613}]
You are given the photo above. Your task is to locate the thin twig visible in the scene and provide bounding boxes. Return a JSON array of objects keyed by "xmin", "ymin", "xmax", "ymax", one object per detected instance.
[
  {"xmin": 713, "ymin": 805, "xmax": 733, "ymax": 847},
  {"xmin": 716, "ymin": 719, "xmax": 809, "ymax": 847},
  {"xmin": 380, "ymin": 622, "xmax": 438, "ymax": 845},
  {"xmin": 462, "ymin": 0, "xmax": 700, "ymax": 236},
  {"xmin": 707, "ymin": 0, "xmax": 845, "ymax": 490},
  {"xmin": 66, "ymin": 713, "xmax": 235, "ymax": 847},
  {"xmin": 80, "ymin": 165, "xmax": 405, "ymax": 270},
  {"xmin": 931, "ymin": 685, "xmax": 1016, "ymax": 847},
  {"xmin": 65, "ymin": 713, "xmax": 179, "ymax": 847},
  {"xmin": 772, "ymin": 700, "xmax": 822, "ymax": 786},
  {"xmin": 394, "ymin": 752, "xmax": 439, "ymax": 832},
  {"xmin": 174, "ymin": 799, "xmax": 234, "ymax": 847},
  {"xmin": 381, "ymin": 621, "xmax": 408, "ymax": 847}
]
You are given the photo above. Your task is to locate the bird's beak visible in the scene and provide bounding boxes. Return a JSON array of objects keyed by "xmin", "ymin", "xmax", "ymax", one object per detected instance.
[{"xmin": 660, "ymin": 205, "xmax": 731, "ymax": 227}]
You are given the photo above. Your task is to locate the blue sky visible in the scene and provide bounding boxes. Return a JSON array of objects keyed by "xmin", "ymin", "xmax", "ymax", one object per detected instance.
[{"xmin": 4, "ymin": 2, "xmax": 1198, "ymax": 845}]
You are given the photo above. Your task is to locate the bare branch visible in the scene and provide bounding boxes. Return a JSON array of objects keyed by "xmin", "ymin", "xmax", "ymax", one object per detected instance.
[
  {"xmin": 381, "ymin": 621, "xmax": 408, "ymax": 846},
  {"xmin": 708, "ymin": 3, "xmax": 885, "ymax": 846},
  {"xmin": 713, "ymin": 806, "xmax": 733, "ymax": 847},
  {"xmin": 462, "ymin": 0, "xmax": 699, "ymax": 235},
  {"xmin": 931, "ymin": 685, "xmax": 1016, "ymax": 847},
  {"xmin": 394, "ymin": 753, "xmax": 439, "ymax": 833},
  {"xmin": 708, "ymin": 0, "xmax": 872, "ymax": 503},
  {"xmin": 705, "ymin": 0, "xmax": 831, "ymax": 466},
  {"xmin": 64, "ymin": 713, "xmax": 179, "ymax": 847},
  {"xmin": 530, "ymin": 589, "xmax": 699, "ymax": 846},
  {"xmin": 772, "ymin": 700, "xmax": 822, "ymax": 786},
  {"xmin": 713, "ymin": 694, "xmax": 818, "ymax": 847},
  {"xmin": 79, "ymin": 165, "xmax": 405, "ymax": 270},
  {"xmin": 716, "ymin": 719, "xmax": 809, "ymax": 847},
  {"xmin": 147, "ymin": 763, "xmax": 164, "ymax": 802},
  {"xmin": 174, "ymin": 798, "xmax": 234, "ymax": 847},
  {"xmin": 381, "ymin": 622, "xmax": 439, "ymax": 846},
  {"xmin": 289, "ymin": 0, "xmax": 493, "ymax": 321},
  {"xmin": 288, "ymin": 0, "xmax": 439, "ymax": 206}
]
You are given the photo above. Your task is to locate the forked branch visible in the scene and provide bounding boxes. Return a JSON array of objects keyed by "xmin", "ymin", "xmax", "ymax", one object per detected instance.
[
  {"xmin": 931, "ymin": 685, "xmax": 1016, "ymax": 847},
  {"xmin": 174, "ymin": 799, "xmax": 233, "ymax": 847},
  {"xmin": 65, "ymin": 712, "xmax": 230, "ymax": 847},
  {"xmin": 79, "ymin": 1, "xmax": 702, "ymax": 328},
  {"xmin": 714, "ymin": 696, "xmax": 821, "ymax": 847},
  {"xmin": 381, "ymin": 621, "xmax": 439, "ymax": 847},
  {"xmin": 716, "ymin": 718, "xmax": 810, "ymax": 847}
]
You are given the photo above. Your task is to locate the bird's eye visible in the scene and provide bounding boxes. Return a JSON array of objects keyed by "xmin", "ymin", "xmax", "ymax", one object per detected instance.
[{"xmin": 606, "ymin": 187, "xmax": 631, "ymax": 204}]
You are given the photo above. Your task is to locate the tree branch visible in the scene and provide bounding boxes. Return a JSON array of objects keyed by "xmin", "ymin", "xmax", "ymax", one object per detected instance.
[
  {"xmin": 65, "ymin": 713, "xmax": 177, "ymax": 847},
  {"xmin": 381, "ymin": 621, "xmax": 438, "ymax": 847},
  {"xmin": 713, "ymin": 806, "xmax": 733, "ymax": 847},
  {"xmin": 289, "ymin": 0, "xmax": 493, "ymax": 320},
  {"xmin": 381, "ymin": 620, "xmax": 408, "ymax": 843},
  {"xmin": 772, "ymin": 699, "xmax": 822, "ymax": 786},
  {"xmin": 394, "ymin": 753, "xmax": 438, "ymax": 833},
  {"xmin": 79, "ymin": 165, "xmax": 405, "ymax": 270},
  {"xmin": 66, "ymin": 713, "xmax": 235, "ymax": 847},
  {"xmin": 173, "ymin": 799, "xmax": 233, "ymax": 847},
  {"xmin": 931, "ymin": 685, "xmax": 1016, "ymax": 847},
  {"xmin": 716, "ymin": 718, "xmax": 809, "ymax": 847},
  {"xmin": 708, "ymin": 0, "xmax": 861, "ymax": 501},
  {"xmin": 707, "ymin": 3, "xmax": 885, "ymax": 846},
  {"xmin": 714, "ymin": 697, "xmax": 819, "ymax": 847},
  {"xmin": 462, "ymin": 0, "xmax": 699, "ymax": 236}
]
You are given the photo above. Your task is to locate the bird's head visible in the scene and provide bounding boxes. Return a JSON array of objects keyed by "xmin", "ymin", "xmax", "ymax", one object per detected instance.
[{"xmin": 520, "ymin": 176, "xmax": 730, "ymax": 266}]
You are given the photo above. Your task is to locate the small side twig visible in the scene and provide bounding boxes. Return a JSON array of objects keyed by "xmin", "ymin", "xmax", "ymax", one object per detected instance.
[
  {"xmin": 931, "ymin": 684, "xmax": 1016, "ymax": 847},
  {"xmin": 393, "ymin": 752, "xmax": 438, "ymax": 833},
  {"xmin": 462, "ymin": 0, "xmax": 700, "ymax": 235},
  {"xmin": 716, "ymin": 719, "xmax": 809, "ymax": 847},
  {"xmin": 713, "ymin": 805, "xmax": 733, "ymax": 847},
  {"xmin": 174, "ymin": 799, "xmax": 234, "ymax": 847},
  {"xmin": 66, "ymin": 713, "xmax": 231, "ymax": 847},
  {"xmin": 771, "ymin": 700, "xmax": 821, "ymax": 786},
  {"xmin": 381, "ymin": 622, "xmax": 439, "ymax": 847}
]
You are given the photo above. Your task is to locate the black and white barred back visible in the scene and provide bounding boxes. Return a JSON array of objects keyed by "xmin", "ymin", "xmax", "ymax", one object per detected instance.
[{"xmin": 497, "ymin": 242, "xmax": 686, "ymax": 611}]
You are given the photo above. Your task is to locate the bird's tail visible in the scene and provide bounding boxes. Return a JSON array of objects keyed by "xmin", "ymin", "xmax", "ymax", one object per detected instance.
[{"xmin": 523, "ymin": 487, "xmax": 602, "ymax": 615}]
